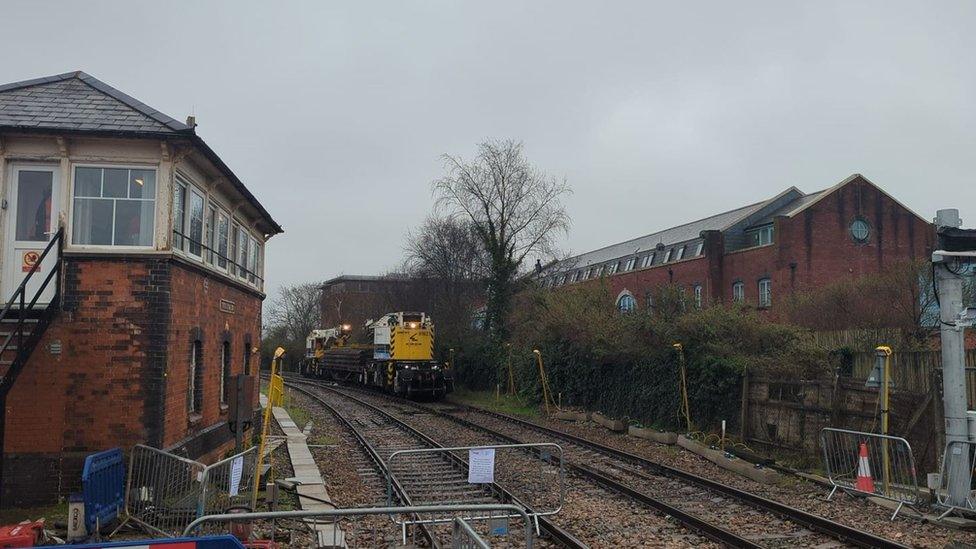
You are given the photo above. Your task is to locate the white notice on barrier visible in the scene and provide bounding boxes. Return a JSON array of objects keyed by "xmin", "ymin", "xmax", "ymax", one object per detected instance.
[
  {"xmin": 228, "ymin": 455, "xmax": 244, "ymax": 496},
  {"xmin": 468, "ymin": 448, "xmax": 495, "ymax": 483}
]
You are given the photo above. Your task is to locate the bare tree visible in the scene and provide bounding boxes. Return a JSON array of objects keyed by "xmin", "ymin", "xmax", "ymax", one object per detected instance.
[
  {"xmin": 265, "ymin": 282, "xmax": 322, "ymax": 361},
  {"xmin": 405, "ymin": 215, "xmax": 487, "ymax": 283},
  {"xmin": 433, "ymin": 139, "xmax": 570, "ymax": 338},
  {"xmin": 404, "ymin": 216, "xmax": 488, "ymax": 344}
]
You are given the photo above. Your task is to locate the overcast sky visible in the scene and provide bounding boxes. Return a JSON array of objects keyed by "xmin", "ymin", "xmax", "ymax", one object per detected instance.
[{"xmin": 3, "ymin": 1, "xmax": 975, "ymax": 293}]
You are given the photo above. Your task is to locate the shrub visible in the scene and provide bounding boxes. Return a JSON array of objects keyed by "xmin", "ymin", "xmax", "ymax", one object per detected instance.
[{"xmin": 450, "ymin": 280, "xmax": 829, "ymax": 431}]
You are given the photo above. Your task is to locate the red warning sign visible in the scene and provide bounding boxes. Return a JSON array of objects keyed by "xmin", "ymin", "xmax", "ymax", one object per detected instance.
[{"xmin": 22, "ymin": 251, "xmax": 40, "ymax": 273}]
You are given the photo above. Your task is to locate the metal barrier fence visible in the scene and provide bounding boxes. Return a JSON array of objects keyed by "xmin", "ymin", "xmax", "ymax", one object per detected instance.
[
  {"xmin": 82, "ymin": 447, "xmax": 126, "ymax": 534},
  {"xmin": 122, "ymin": 445, "xmax": 207, "ymax": 536},
  {"xmin": 820, "ymin": 428, "xmax": 921, "ymax": 520},
  {"xmin": 387, "ymin": 443, "xmax": 564, "ymax": 533},
  {"xmin": 183, "ymin": 504, "xmax": 535, "ymax": 548},
  {"xmin": 935, "ymin": 440, "xmax": 976, "ymax": 519},
  {"xmin": 452, "ymin": 517, "xmax": 490, "ymax": 549},
  {"xmin": 119, "ymin": 445, "xmax": 258, "ymax": 537},
  {"xmin": 199, "ymin": 447, "xmax": 258, "ymax": 518}
]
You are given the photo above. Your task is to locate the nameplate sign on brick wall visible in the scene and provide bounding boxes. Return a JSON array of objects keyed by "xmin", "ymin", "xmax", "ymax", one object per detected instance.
[
  {"xmin": 48, "ymin": 340, "xmax": 62, "ymax": 355},
  {"xmin": 219, "ymin": 299, "xmax": 236, "ymax": 314}
]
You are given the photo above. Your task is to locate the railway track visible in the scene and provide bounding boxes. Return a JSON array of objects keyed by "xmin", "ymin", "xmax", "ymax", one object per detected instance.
[
  {"xmin": 287, "ymin": 377, "xmax": 909, "ymax": 549},
  {"xmin": 284, "ymin": 380, "xmax": 587, "ymax": 548}
]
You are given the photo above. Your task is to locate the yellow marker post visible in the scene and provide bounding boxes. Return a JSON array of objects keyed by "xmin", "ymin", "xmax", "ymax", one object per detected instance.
[
  {"xmin": 505, "ymin": 343, "xmax": 516, "ymax": 396},
  {"xmin": 253, "ymin": 346, "xmax": 285, "ymax": 510},
  {"xmin": 533, "ymin": 349, "xmax": 556, "ymax": 417},
  {"xmin": 673, "ymin": 343, "xmax": 692, "ymax": 433}
]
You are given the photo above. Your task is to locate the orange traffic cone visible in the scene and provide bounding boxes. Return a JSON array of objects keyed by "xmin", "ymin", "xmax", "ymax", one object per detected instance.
[{"xmin": 855, "ymin": 442, "xmax": 875, "ymax": 492}]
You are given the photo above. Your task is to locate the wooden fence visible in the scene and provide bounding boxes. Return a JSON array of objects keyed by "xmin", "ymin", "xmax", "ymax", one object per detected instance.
[{"xmin": 742, "ymin": 347, "xmax": 976, "ymax": 471}]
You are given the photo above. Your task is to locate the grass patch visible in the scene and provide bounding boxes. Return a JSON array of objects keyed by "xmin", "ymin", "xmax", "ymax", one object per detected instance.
[
  {"xmin": 450, "ymin": 387, "xmax": 540, "ymax": 418},
  {"xmin": 0, "ymin": 501, "xmax": 67, "ymax": 524},
  {"xmin": 308, "ymin": 433, "xmax": 338, "ymax": 446},
  {"xmin": 282, "ymin": 390, "xmax": 310, "ymax": 430}
]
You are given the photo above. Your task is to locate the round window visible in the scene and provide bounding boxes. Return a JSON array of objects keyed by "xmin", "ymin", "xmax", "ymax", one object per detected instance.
[{"xmin": 850, "ymin": 219, "xmax": 870, "ymax": 242}]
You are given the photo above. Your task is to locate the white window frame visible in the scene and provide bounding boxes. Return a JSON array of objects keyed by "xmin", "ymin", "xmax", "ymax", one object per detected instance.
[
  {"xmin": 675, "ymin": 245, "xmax": 686, "ymax": 261},
  {"xmin": 607, "ymin": 262, "xmax": 619, "ymax": 275},
  {"xmin": 173, "ymin": 173, "xmax": 208, "ymax": 260},
  {"xmin": 205, "ymin": 204, "xmax": 217, "ymax": 265},
  {"xmin": 732, "ymin": 281, "xmax": 745, "ymax": 303},
  {"xmin": 625, "ymin": 257, "xmax": 636, "ymax": 271},
  {"xmin": 694, "ymin": 285, "xmax": 703, "ymax": 308},
  {"xmin": 68, "ymin": 163, "xmax": 159, "ymax": 251},
  {"xmin": 694, "ymin": 241, "xmax": 704, "ymax": 256},
  {"xmin": 758, "ymin": 278, "xmax": 772, "ymax": 308},
  {"xmin": 664, "ymin": 248, "xmax": 673, "ymax": 262},
  {"xmin": 215, "ymin": 209, "xmax": 230, "ymax": 272},
  {"xmin": 750, "ymin": 224, "xmax": 774, "ymax": 247}
]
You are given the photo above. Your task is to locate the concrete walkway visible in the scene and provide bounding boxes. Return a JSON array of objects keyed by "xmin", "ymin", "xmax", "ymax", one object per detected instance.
[{"xmin": 263, "ymin": 394, "xmax": 347, "ymax": 548}]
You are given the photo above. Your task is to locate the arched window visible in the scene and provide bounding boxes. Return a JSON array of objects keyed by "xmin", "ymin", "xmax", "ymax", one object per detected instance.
[
  {"xmin": 758, "ymin": 278, "xmax": 772, "ymax": 308},
  {"xmin": 243, "ymin": 335, "xmax": 252, "ymax": 376},
  {"xmin": 188, "ymin": 339, "xmax": 203, "ymax": 414},
  {"xmin": 617, "ymin": 292, "xmax": 636, "ymax": 313},
  {"xmin": 694, "ymin": 285, "xmax": 703, "ymax": 309},
  {"xmin": 732, "ymin": 281, "xmax": 745, "ymax": 303},
  {"xmin": 221, "ymin": 340, "xmax": 231, "ymax": 405}
]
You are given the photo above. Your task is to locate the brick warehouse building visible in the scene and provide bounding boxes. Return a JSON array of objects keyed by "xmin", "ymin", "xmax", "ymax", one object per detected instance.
[
  {"xmin": 320, "ymin": 275, "xmax": 483, "ymax": 344},
  {"xmin": 541, "ymin": 174, "xmax": 933, "ymax": 312},
  {"xmin": 0, "ymin": 71, "xmax": 281, "ymax": 504}
]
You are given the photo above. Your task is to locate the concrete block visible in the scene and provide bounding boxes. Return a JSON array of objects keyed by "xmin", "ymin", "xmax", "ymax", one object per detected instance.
[
  {"xmin": 628, "ymin": 426, "xmax": 678, "ymax": 444},
  {"xmin": 552, "ymin": 410, "xmax": 589, "ymax": 422},
  {"xmin": 592, "ymin": 412, "xmax": 626, "ymax": 432},
  {"xmin": 677, "ymin": 435, "xmax": 781, "ymax": 485}
]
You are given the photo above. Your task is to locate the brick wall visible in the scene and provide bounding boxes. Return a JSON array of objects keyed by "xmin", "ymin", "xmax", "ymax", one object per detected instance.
[
  {"xmin": 164, "ymin": 261, "xmax": 262, "ymax": 451},
  {"xmin": 566, "ymin": 176, "xmax": 934, "ymax": 314},
  {"xmin": 2, "ymin": 255, "xmax": 263, "ymax": 505}
]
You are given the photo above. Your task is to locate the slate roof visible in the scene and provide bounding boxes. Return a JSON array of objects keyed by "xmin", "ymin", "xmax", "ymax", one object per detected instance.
[
  {"xmin": 0, "ymin": 71, "xmax": 282, "ymax": 234},
  {"xmin": 0, "ymin": 71, "xmax": 189, "ymax": 134},
  {"xmin": 554, "ymin": 199, "xmax": 770, "ymax": 270}
]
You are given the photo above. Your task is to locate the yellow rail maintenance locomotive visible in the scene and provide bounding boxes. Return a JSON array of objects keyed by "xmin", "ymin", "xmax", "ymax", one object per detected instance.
[{"xmin": 301, "ymin": 312, "xmax": 453, "ymax": 399}]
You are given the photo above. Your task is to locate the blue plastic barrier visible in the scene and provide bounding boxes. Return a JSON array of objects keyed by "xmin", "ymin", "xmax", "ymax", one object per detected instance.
[
  {"xmin": 37, "ymin": 535, "xmax": 246, "ymax": 548},
  {"xmin": 81, "ymin": 448, "xmax": 126, "ymax": 533}
]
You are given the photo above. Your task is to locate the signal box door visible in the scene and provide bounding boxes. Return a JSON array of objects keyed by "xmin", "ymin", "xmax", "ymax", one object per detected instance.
[{"xmin": 2, "ymin": 165, "xmax": 60, "ymax": 304}]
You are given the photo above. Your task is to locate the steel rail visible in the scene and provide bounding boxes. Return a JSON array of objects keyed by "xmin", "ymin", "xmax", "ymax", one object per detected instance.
[
  {"xmin": 284, "ymin": 380, "xmax": 587, "ymax": 548},
  {"xmin": 283, "ymin": 381, "xmax": 441, "ymax": 548},
  {"xmin": 443, "ymin": 398, "xmax": 912, "ymax": 549},
  {"xmin": 290, "ymin": 377, "xmax": 910, "ymax": 549},
  {"xmin": 293, "ymin": 380, "xmax": 760, "ymax": 548}
]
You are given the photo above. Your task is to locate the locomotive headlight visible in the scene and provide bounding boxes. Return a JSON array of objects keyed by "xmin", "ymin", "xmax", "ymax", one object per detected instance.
[
  {"xmin": 408, "ymin": 322, "xmax": 418, "ymax": 329},
  {"xmin": 341, "ymin": 324, "xmax": 351, "ymax": 332}
]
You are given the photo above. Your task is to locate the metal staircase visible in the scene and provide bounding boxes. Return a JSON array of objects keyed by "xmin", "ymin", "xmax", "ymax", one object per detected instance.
[
  {"xmin": 0, "ymin": 227, "xmax": 63, "ymax": 398},
  {"xmin": 0, "ymin": 227, "xmax": 62, "ymax": 506}
]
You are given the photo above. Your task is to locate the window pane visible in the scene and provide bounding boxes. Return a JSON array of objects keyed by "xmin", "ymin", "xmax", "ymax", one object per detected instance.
[
  {"xmin": 129, "ymin": 169, "xmax": 156, "ymax": 199},
  {"xmin": 15, "ymin": 171, "xmax": 53, "ymax": 241},
  {"xmin": 206, "ymin": 206, "xmax": 216, "ymax": 264},
  {"xmin": 218, "ymin": 214, "xmax": 229, "ymax": 268},
  {"xmin": 254, "ymin": 239, "xmax": 260, "ymax": 284},
  {"xmin": 230, "ymin": 225, "xmax": 239, "ymax": 272},
  {"xmin": 114, "ymin": 200, "xmax": 155, "ymax": 246},
  {"xmin": 72, "ymin": 198, "xmax": 113, "ymax": 245},
  {"xmin": 103, "ymin": 168, "xmax": 128, "ymax": 198},
  {"xmin": 173, "ymin": 184, "xmax": 186, "ymax": 250},
  {"xmin": 74, "ymin": 167, "xmax": 102, "ymax": 197},
  {"xmin": 188, "ymin": 191, "xmax": 204, "ymax": 256},
  {"xmin": 238, "ymin": 231, "xmax": 249, "ymax": 278}
]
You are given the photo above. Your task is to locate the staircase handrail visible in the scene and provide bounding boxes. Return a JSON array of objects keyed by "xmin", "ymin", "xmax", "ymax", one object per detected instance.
[{"xmin": 0, "ymin": 227, "xmax": 64, "ymax": 358}]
